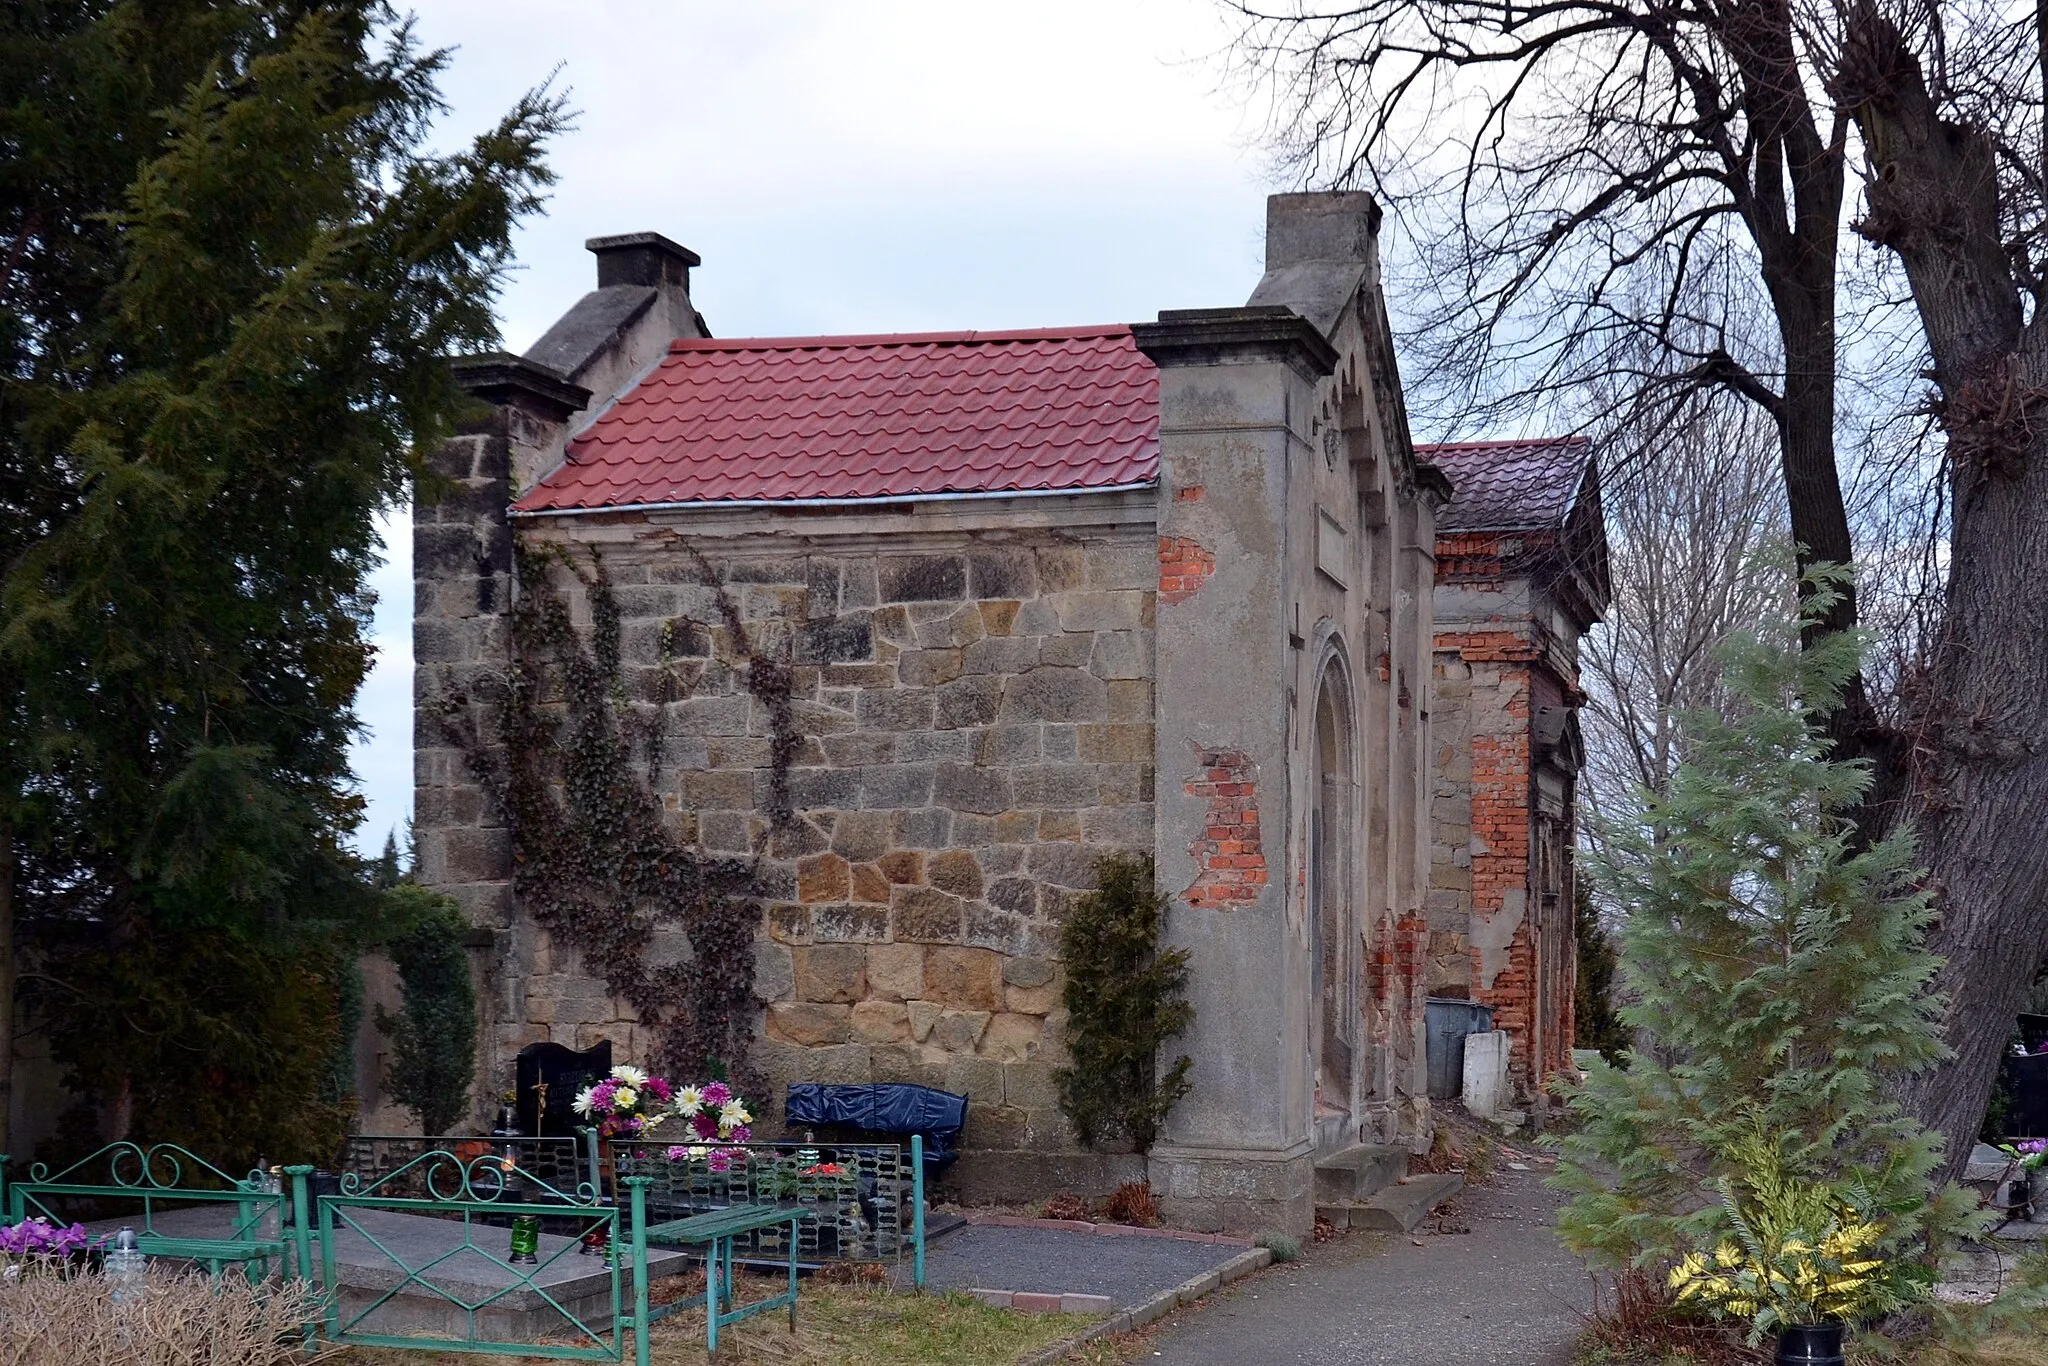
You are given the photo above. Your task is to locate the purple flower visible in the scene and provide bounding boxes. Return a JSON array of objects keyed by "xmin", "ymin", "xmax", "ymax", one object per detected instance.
[
  {"xmin": 731, "ymin": 1125, "xmax": 752, "ymax": 1143},
  {"xmin": 666, "ymin": 1146, "xmax": 691, "ymax": 1162},
  {"xmin": 0, "ymin": 1218, "xmax": 90, "ymax": 1258},
  {"xmin": 692, "ymin": 1111, "xmax": 719, "ymax": 1139},
  {"xmin": 2020, "ymin": 1139, "xmax": 2047, "ymax": 1156},
  {"xmin": 702, "ymin": 1082, "xmax": 731, "ymax": 1108},
  {"xmin": 645, "ymin": 1078, "xmax": 673, "ymax": 1102}
]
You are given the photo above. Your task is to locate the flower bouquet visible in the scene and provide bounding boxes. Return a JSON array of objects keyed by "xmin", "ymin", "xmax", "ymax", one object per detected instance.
[
  {"xmin": 0, "ymin": 1218, "xmax": 95, "ymax": 1277},
  {"xmin": 662, "ymin": 1082, "xmax": 754, "ymax": 1174},
  {"xmin": 572, "ymin": 1064, "xmax": 674, "ymax": 1139}
]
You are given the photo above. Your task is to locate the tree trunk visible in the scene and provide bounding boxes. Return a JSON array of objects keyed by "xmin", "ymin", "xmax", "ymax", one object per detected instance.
[{"xmin": 1844, "ymin": 7, "xmax": 2048, "ymax": 1176}]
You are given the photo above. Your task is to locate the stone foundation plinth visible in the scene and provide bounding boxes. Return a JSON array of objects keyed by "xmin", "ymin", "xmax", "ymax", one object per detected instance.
[{"xmin": 1146, "ymin": 1144, "xmax": 1315, "ymax": 1237}]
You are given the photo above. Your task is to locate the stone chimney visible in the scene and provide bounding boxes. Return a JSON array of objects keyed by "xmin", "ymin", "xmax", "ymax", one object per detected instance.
[
  {"xmin": 1247, "ymin": 192, "xmax": 1383, "ymax": 338},
  {"xmin": 514, "ymin": 230, "xmax": 708, "ymax": 497}
]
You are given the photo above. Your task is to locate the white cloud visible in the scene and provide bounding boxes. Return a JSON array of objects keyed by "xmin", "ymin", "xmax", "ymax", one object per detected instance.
[{"xmin": 346, "ymin": 0, "xmax": 1275, "ymax": 853}]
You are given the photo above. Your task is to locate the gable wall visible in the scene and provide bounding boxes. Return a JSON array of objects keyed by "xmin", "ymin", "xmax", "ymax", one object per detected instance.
[{"xmin": 497, "ymin": 495, "xmax": 1159, "ymax": 1195}]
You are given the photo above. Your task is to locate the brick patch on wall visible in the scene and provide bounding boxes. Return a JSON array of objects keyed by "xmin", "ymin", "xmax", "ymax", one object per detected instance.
[
  {"xmin": 1157, "ymin": 536, "xmax": 1216, "ymax": 605},
  {"xmin": 1182, "ymin": 746, "xmax": 1267, "ymax": 909}
]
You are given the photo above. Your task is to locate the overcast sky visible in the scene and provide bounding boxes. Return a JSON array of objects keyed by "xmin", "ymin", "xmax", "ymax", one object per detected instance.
[{"xmin": 348, "ymin": 0, "xmax": 1277, "ymax": 855}]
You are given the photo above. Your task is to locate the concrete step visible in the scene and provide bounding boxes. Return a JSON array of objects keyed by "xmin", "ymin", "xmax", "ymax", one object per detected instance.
[
  {"xmin": 1317, "ymin": 1172, "xmax": 1464, "ymax": 1234},
  {"xmin": 1312, "ymin": 1143, "xmax": 1408, "ymax": 1204}
]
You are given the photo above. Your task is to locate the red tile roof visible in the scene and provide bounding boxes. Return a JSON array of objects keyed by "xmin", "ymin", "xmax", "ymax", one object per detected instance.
[
  {"xmin": 1419, "ymin": 436, "xmax": 1594, "ymax": 532},
  {"xmin": 513, "ymin": 326, "xmax": 1159, "ymax": 513}
]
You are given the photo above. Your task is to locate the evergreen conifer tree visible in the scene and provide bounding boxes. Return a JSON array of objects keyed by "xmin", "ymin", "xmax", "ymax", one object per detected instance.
[
  {"xmin": 0, "ymin": 3, "xmax": 561, "ymax": 1162},
  {"xmin": 1554, "ymin": 576, "xmax": 1976, "ymax": 1276}
]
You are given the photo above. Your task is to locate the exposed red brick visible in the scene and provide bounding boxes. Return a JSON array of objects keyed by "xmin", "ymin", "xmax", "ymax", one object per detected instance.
[
  {"xmin": 1182, "ymin": 746, "xmax": 1268, "ymax": 909},
  {"xmin": 1174, "ymin": 485, "xmax": 1205, "ymax": 502},
  {"xmin": 1158, "ymin": 535, "xmax": 1217, "ymax": 605}
]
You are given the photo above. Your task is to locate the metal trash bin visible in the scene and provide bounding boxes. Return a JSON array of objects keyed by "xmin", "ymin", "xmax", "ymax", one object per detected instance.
[{"xmin": 1425, "ymin": 998, "xmax": 1496, "ymax": 1100}]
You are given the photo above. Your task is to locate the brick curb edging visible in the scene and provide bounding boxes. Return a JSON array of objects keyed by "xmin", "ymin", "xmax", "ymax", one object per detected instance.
[
  {"xmin": 962, "ymin": 1213, "xmax": 1254, "ymax": 1247},
  {"xmin": 1009, "ymin": 1245, "xmax": 1273, "ymax": 1366}
]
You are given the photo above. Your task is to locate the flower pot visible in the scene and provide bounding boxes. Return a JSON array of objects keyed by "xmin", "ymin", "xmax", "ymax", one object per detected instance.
[{"xmin": 1775, "ymin": 1322, "xmax": 1844, "ymax": 1366}]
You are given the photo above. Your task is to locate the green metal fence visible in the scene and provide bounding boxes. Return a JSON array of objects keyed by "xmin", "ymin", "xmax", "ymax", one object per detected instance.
[
  {"xmin": 0, "ymin": 1132, "xmax": 931, "ymax": 1360},
  {"xmin": 314, "ymin": 1146, "xmax": 633, "ymax": 1360}
]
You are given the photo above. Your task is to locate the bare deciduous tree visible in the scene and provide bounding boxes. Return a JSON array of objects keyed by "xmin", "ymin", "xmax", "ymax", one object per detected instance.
[
  {"xmin": 1580, "ymin": 397, "xmax": 1790, "ymax": 831},
  {"xmin": 1228, "ymin": 0, "xmax": 2048, "ymax": 1172}
]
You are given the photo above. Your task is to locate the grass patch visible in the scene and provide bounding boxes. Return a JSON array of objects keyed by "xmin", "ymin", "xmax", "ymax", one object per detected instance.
[{"xmin": 338, "ymin": 1282, "xmax": 1103, "ymax": 1366}]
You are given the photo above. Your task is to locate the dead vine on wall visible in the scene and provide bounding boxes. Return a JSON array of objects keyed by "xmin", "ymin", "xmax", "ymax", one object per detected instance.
[{"xmin": 437, "ymin": 540, "xmax": 797, "ymax": 1083}]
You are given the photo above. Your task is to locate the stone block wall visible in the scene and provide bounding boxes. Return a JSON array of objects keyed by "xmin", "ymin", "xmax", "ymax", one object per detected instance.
[{"xmin": 508, "ymin": 515, "xmax": 1160, "ymax": 1178}]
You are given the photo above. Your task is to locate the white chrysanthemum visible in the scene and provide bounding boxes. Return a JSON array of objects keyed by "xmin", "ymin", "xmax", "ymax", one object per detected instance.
[
  {"xmin": 571, "ymin": 1086, "xmax": 597, "ymax": 1117},
  {"xmin": 720, "ymin": 1100, "xmax": 751, "ymax": 1128},
  {"xmin": 613, "ymin": 1087, "xmax": 638, "ymax": 1111},
  {"xmin": 675, "ymin": 1086, "xmax": 704, "ymax": 1117},
  {"xmin": 611, "ymin": 1065, "xmax": 649, "ymax": 1088}
]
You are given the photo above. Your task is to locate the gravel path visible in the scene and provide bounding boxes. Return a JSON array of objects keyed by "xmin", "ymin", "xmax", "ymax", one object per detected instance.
[
  {"xmin": 1143, "ymin": 1162, "xmax": 1595, "ymax": 1366},
  {"xmin": 907, "ymin": 1225, "xmax": 1251, "ymax": 1310}
]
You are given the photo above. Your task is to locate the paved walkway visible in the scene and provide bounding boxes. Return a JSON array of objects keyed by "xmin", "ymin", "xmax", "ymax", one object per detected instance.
[{"xmin": 1145, "ymin": 1163, "xmax": 1595, "ymax": 1366}]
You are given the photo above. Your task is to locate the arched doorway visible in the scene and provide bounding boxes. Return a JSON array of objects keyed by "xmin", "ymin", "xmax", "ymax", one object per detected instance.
[{"xmin": 1309, "ymin": 660, "xmax": 1356, "ymax": 1123}]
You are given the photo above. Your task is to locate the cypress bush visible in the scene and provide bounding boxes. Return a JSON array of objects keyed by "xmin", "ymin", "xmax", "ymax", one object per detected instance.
[
  {"xmin": 376, "ymin": 885, "xmax": 478, "ymax": 1137},
  {"xmin": 1055, "ymin": 854, "xmax": 1193, "ymax": 1152}
]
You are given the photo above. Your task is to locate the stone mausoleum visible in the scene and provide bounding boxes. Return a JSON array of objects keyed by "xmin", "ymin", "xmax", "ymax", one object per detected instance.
[{"xmin": 409, "ymin": 192, "xmax": 1606, "ymax": 1233}]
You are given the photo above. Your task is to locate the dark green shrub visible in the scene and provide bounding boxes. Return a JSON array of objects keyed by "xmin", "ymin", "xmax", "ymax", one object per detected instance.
[
  {"xmin": 375, "ymin": 885, "xmax": 477, "ymax": 1136},
  {"xmin": 1572, "ymin": 884, "xmax": 1627, "ymax": 1065},
  {"xmin": 1055, "ymin": 854, "xmax": 1192, "ymax": 1152}
]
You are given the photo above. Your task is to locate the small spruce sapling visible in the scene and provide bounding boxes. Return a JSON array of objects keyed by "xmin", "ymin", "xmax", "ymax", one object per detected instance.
[
  {"xmin": 1552, "ymin": 573, "xmax": 1978, "ymax": 1285},
  {"xmin": 1056, "ymin": 854, "xmax": 1193, "ymax": 1152}
]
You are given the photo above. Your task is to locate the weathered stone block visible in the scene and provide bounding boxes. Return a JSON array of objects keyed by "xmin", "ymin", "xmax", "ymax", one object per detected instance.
[
  {"xmin": 978, "ymin": 600, "xmax": 1021, "ymax": 636},
  {"xmin": 753, "ymin": 940, "xmax": 795, "ymax": 1003},
  {"xmin": 766, "ymin": 1002, "xmax": 853, "ymax": 1046},
  {"xmin": 850, "ymin": 999, "xmax": 911, "ymax": 1044},
  {"xmin": 867, "ymin": 943, "xmax": 925, "ymax": 1002},
  {"xmin": 933, "ymin": 762, "xmax": 1011, "ymax": 815},
  {"xmin": 1037, "ymin": 633, "xmax": 1092, "ymax": 668},
  {"xmin": 856, "ymin": 690, "xmax": 935, "ymax": 732},
  {"xmin": 925, "ymin": 946, "xmax": 1004, "ymax": 1011},
  {"xmin": 1051, "ymin": 590, "xmax": 1145, "ymax": 632},
  {"xmin": 795, "ymin": 944, "xmax": 866, "ymax": 1003},
  {"xmin": 1076, "ymin": 724, "xmax": 1152, "ymax": 764},
  {"xmin": 861, "ymin": 764, "xmax": 935, "ymax": 807},
  {"xmin": 935, "ymin": 675, "xmax": 1002, "ymax": 728},
  {"xmin": 999, "ymin": 668, "xmax": 1108, "ymax": 722},
  {"xmin": 1028, "ymin": 841, "xmax": 1101, "ymax": 890},
  {"xmin": 786, "ymin": 767, "xmax": 860, "ymax": 810},
  {"xmin": 849, "ymin": 863, "xmax": 890, "ymax": 904},
  {"xmin": 899, "ymin": 649, "xmax": 964, "ymax": 687},
  {"xmin": 797, "ymin": 853, "xmax": 851, "ymax": 904},
  {"xmin": 1037, "ymin": 810, "xmax": 1081, "ymax": 842},
  {"xmin": 908, "ymin": 1000, "xmax": 941, "ymax": 1043},
  {"xmin": 892, "ymin": 884, "xmax": 966, "ymax": 942},
  {"xmin": 935, "ymin": 1009, "xmax": 993, "ymax": 1053},
  {"xmin": 1012, "ymin": 763, "xmax": 1099, "ymax": 808},
  {"xmin": 973, "ymin": 725, "xmax": 1040, "ymax": 764},
  {"xmin": 967, "ymin": 1103, "xmax": 1028, "ymax": 1148},
  {"xmin": 986, "ymin": 876, "xmax": 1036, "ymax": 918},
  {"xmin": 879, "ymin": 555, "xmax": 965, "ymax": 602},
  {"xmin": 1080, "ymin": 804, "xmax": 1152, "ymax": 846},
  {"xmin": 927, "ymin": 850, "xmax": 984, "ymax": 898},
  {"xmin": 881, "ymin": 807, "xmax": 944, "ymax": 850},
  {"xmin": 810, "ymin": 902, "xmax": 890, "ymax": 943},
  {"xmin": 826, "ymin": 810, "xmax": 890, "ymax": 862},
  {"xmin": 967, "ymin": 550, "xmax": 1036, "ymax": 599},
  {"xmin": 868, "ymin": 1044, "xmax": 947, "ymax": 1090},
  {"xmin": 1089, "ymin": 630, "xmax": 1152, "ymax": 679},
  {"xmin": 1002, "ymin": 956, "xmax": 1055, "ymax": 989},
  {"xmin": 877, "ymin": 849, "xmax": 924, "ymax": 884},
  {"xmin": 962, "ymin": 636, "xmax": 1039, "ymax": 676},
  {"xmin": 913, "ymin": 603, "xmax": 986, "ymax": 649},
  {"xmin": 978, "ymin": 1013, "xmax": 1043, "ymax": 1062},
  {"xmin": 1003, "ymin": 1062, "xmax": 1061, "ymax": 1111}
]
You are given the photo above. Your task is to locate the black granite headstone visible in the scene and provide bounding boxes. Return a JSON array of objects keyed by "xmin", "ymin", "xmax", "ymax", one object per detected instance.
[{"xmin": 513, "ymin": 1040, "xmax": 612, "ymax": 1138}]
